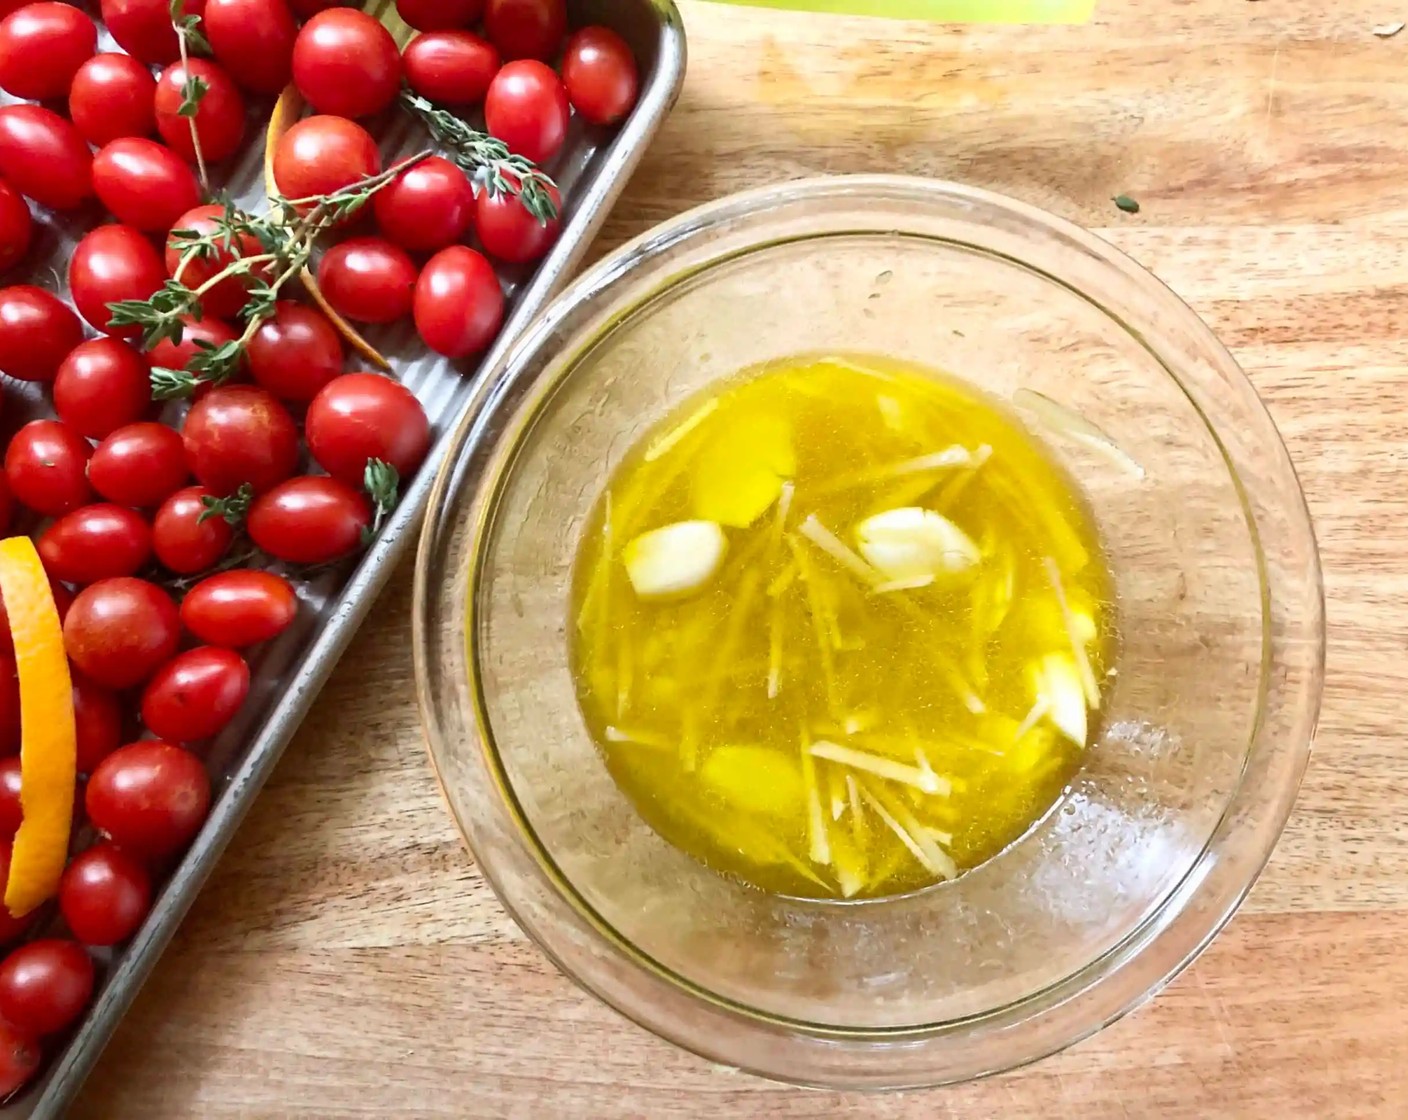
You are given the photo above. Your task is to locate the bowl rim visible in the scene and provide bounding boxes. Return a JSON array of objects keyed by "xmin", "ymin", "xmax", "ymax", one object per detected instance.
[{"xmin": 413, "ymin": 174, "xmax": 1326, "ymax": 1089}]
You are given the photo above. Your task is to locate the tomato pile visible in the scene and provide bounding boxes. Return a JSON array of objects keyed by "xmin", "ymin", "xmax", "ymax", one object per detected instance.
[{"xmin": 0, "ymin": 0, "xmax": 639, "ymax": 1099}]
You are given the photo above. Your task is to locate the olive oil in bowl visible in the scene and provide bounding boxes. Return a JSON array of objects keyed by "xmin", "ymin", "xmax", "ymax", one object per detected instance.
[{"xmin": 570, "ymin": 355, "xmax": 1114, "ymax": 901}]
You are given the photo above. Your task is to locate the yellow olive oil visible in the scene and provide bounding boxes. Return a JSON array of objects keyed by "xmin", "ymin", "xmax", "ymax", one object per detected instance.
[{"xmin": 570, "ymin": 355, "xmax": 1115, "ymax": 900}]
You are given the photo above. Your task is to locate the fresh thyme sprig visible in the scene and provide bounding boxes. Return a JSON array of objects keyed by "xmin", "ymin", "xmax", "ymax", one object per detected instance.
[
  {"xmin": 362, "ymin": 459, "xmax": 400, "ymax": 542},
  {"xmin": 398, "ymin": 90, "xmax": 559, "ymax": 224},
  {"xmin": 170, "ymin": 0, "xmax": 211, "ymax": 193},
  {"xmin": 108, "ymin": 153, "xmax": 432, "ymax": 398}
]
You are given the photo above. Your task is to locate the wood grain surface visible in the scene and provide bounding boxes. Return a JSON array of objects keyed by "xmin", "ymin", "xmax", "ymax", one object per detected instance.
[{"xmin": 73, "ymin": 0, "xmax": 1405, "ymax": 1115}]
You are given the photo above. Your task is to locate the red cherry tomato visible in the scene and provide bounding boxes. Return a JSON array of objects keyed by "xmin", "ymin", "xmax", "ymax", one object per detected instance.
[
  {"xmin": 306, "ymin": 373, "xmax": 430, "ymax": 487},
  {"xmin": 561, "ymin": 26, "xmax": 639, "ymax": 126},
  {"xmin": 38, "ymin": 505, "xmax": 153, "ymax": 586},
  {"xmin": 271, "ymin": 114, "xmax": 379, "ymax": 202},
  {"xmin": 0, "ymin": 760, "xmax": 17, "ymax": 837},
  {"xmin": 204, "ymin": 0, "xmax": 297, "ymax": 96},
  {"xmin": 64, "ymin": 577, "xmax": 181, "ymax": 690},
  {"xmin": 180, "ymin": 569, "xmax": 297, "ymax": 648},
  {"xmin": 0, "ymin": 655, "xmax": 15, "ymax": 755},
  {"xmin": 70, "ymin": 224, "xmax": 166, "ymax": 338},
  {"xmin": 165, "ymin": 204, "xmax": 266, "ymax": 322},
  {"xmin": 0, "ymin": 1016, "xmax": 38, "ymax": 1097},
  {"xmin": 292, "ymin": 9, "xmax": 401, "ymax": 119},
  {"xmin": 93, "ymin": 138, "xmax": 202, "ymax": 234},
  {"xmin": 413, "ymin": 245, "xmax": 504, "ymax": 358},
  {"xmin": 476, "ymin": 181, "xmax": 561, "ymax": 264},
  {"xmin": 287, "ymin": 0, "xmax": 355, "ymax": 14},
  {"xmin": 146, "ymin": 315, "xmax": 240, "ymax": 386},
  {"xmin": 0, "ymin": 2, "xmax": 96, "ymax": 100},
  {"xmin": 395, "ymin": 0, "xmax": 482, "ymax": 31},
  {"xmin": 402, "ymin": 30, "xmax": 498, "ymax": 107},
  {"xmin": 60, "ymin": 844, "xmax": 152, "ymax": 946},
  {"xmin": 4, "ymin": 419, "xmax": 93, "ymax": 516},
  {"xmin": 69, "ymin": 52, "xmax": 157, "ymax": 147},
  {"xmin": 182, "ymin": 386, "xmax": 300, "ymax": 496},
  {"xmin": 87, "ymin": 740, "xmax": 211, "ymax": 858},
  {"xmin": 485, "ymin": 60, "xmax": 569, "ymax": 165},
  {"xmin": 100, "ymin": 0, "xmax": 207, "ymax": 65},
  {"xmin": 0, "ymin": 284, "xmax": 82, "ymax": 383},
  {"xmin": 372, "ymin": 155, "xmax": 474, "ymax": 252},
  {"xmin": 316, "ymin": 237, "xmax": 417, "ymax": 324},
  {"xmin": 0, "ymin": 104, "xmax": 93, "ymax": 211},
  {"xmin": 154, "ymin": 58, "xmax": 246, "ymax": 165},
  {"xmin": 89, "ymin": 422, "xmax": 190, "ymax": 509},
  {"xmin": 54, "ymin": 339, "xmax": 153, "ymax": 439},
  {"xmin": 483, "ymin": 0, "xmax": 565, "ymax": 61},
  {"xmin": 0, "ymin": 178, "xmax": 29, "ymax": 273},
  {"xmin": 0, "ymin": 940, "xmax": 93, "ymax": 1037},
  {"xmin": 72, "ymin": 670, "xmax": 124, "ymax": 774},
  {"xmin": 152, "ymin": 486, "xmax": 233, "ymax": 575},
  {"xmin": 141, "ymin": 646, "xmax": 249, "ymax": 743},
  {"xmin": 248, "ymin": 477, "xmax": 371, "ymax": 565},
  {"xmin": 246, "ymin": 300, "xmax": 344, "ymax": 402},
  {"xmin": 0, "ymin": 844, "xmax": 30, "ymax": 944}
]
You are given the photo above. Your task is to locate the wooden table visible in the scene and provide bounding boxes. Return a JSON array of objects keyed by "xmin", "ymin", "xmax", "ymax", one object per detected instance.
[{"xmin": 73, "ymin": 1, "xmax": 1407, "ymax": 1114}]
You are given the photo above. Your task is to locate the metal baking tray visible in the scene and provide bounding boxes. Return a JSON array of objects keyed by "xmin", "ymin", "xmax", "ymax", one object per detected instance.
[{"xmin": 0, "ymin": 1, "xmax": 684, "ymax": 1113}]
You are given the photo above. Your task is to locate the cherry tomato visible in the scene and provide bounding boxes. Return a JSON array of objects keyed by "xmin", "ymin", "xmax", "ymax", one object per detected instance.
[
  {"xmin": 483, "ymin": 0, "xmax": 565, "ymax": 61},
  {"xmin": 38, "ymin": 505, "xmax": 153, "ymax": 586},
  {"xmin": 69, "ymin": 52, "xmax": 157, "ymax": 147},
  {"xmin": 0, "ymin": 2, "xmax": 96, "ymax": 100},
  {"xmin": 413, "ymin": 245, "xmax": 503, "ymax": 358},
  {"xmin": 0, "ymin": 655, "xmax": 15, "ymax": 755},
  {"xmin": 247, "ymin": 477, "xmax": 370, "ymax": 565},
  {"xmin": 485, "ymin": 60, "xmax": 568, "ymax": 166},
  {"xmin": 271, "ymin": 114, "xmax": 379, "ymax": 202},
  {"xmin": 86, "ymin": 740, "xmax": 210, "ymax": 859},
  {"xmin": 4, "ymin": 419, "xmax": 93, "ymax": 516},
  {"xmin": 165, "ymin": 204, "xmax": 266, "ymax": 322},
  {"xmin": 64, "ymin": 577, "xmax": 181, "ymax": 690},
  {"xmin": 180, "ymin": 569, "xmax": 296, "ymax": 648},
  {"xmin": 306, "ymin": 373, "xmax": 430, "ymax": 487},
  {"xmin": 93, "ymin": 138, "xmax": 202, "ymax": 234},
  {"xmin": 182, "ymin": 386, "xmax": 299, "ymax": 496},
  {"xmin": 0, "ymin": 940, "xmax": 94, "ymax": 1037},
  {"xmin": 0, "ymin": 474, "xmax": 10, "ymax": 538},
  {"xmin": 474, "ymin": 181, "xmax": 561, "ymax": 263},
  {"xmin": 154, "ymin": 58, "xmax": 247, "ymax": 165},
  {"xmin": 246, "ymin": 300, "xmax": 344, "ymax": 402},
  {"xmin": 87, "ymin": 422, "xmax": 189, "ymax": 511},
  {"xmin": 54, "ymin": 338, "xmax": 153, "ymax": 440},
  {"xmin": 287, "ymin": 0, "xmax": 356, "ymax": 17},
  {"xmin": 141, "ymin": 646, "xmax": 249, "ymax": 743},
  {"xmin": 0, "ymin": 759, "xmax": 17, "ymax": 837},
  {"xmin": 292, "ymin": 9, "xmax": 400, "ymax": 119},
  {"xmin": 402, "ymin": 30, "xmax": 498, "ymax": 107},
  {"xmin": 60, "ymin": 844, "xmax": 152, "ymax": 946},
  {"xmin": 204, "ymin": 0, "xmax": 297, "ymax": 96},
  {"xmin": 316, "ymin": 237, "xmax": 416, "ymax": 324},
  {"xmin": 101, "ymin": 0, "xmax": 207, "ymax": 66},
  {"xmin": 372, "ymin": 155, "xmax": 474, "ymax": 252},
  {"xmin": 0, "ymin": 1017, "xmax": 39, "ymax": 1098},
  {"xmin": 70, "ymin": 224, "xmax": 166, "ymax": 338},
  {"xmin": 72, "ymin": 670, "xmax": 124, "ymax": 774},
  {"xmin": 0, "ymin": 104, "xmax": 93, "ymax": 211},
  {"xmin": 0, "ymin": 844, "xmax": 31, "ymax": 943},
  {"xmin": 561, "ymin": 26, "xmax": 638, "ymax": 126},
  {"xmin": 146, "ymin": 315, "xmax": 240, "ymax": 382},
  {"xmin": 0, "ymin": 178, "xmax": 30, "ymax": 273},
  {"xmin": 0, "ymin": 284, "xmax": 82, "ymax": 383},
  {"xmin": 152, "ymin": 486, "xmax": 233, "ymax": 574},
  {"xmin": 396, "ymin": 0, "xmax": 482, "ymax": 31}
]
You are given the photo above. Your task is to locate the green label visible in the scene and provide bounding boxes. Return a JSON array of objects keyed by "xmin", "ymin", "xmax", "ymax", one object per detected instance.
[{"xmin": 697, "ymin": 0, "xmax": 1095, "ymax": 22}]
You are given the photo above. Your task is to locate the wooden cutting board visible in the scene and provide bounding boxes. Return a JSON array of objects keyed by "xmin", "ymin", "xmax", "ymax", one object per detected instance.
[{"xmin": 74, "ymin": 1, "xmax": 1408, "ymax": 1115}]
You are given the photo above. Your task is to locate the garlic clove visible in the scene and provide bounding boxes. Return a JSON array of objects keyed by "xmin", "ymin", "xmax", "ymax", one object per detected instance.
[
  {"xmin": 1028, "ymin": 653, "xmax": 1088, "ymax": 747},
  {"xmin": 622, "ymin": 520, "xmax": 728, "ymax": 601},
  {"xmin": 854, "ymin": 507, "xmax": 981, "ymax": 582}
]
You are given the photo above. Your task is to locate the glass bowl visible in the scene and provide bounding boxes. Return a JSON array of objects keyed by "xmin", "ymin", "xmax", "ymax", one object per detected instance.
[{"xmin": 413, "ymin": 176, "xmax": 1324, "ymax": 1089}]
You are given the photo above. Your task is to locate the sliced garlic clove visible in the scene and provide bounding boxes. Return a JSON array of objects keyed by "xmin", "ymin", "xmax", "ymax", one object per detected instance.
[
  {"xmin": 1028, "ymin": 653, "xmax": 1088, "ymax": 746},
  {"xmin": 623, "ymin": 520, "xmax": 728, "ymax": 601},
  {"xmin": 854, "ymin": 507, "xmax": 981, "ymax": 582}
]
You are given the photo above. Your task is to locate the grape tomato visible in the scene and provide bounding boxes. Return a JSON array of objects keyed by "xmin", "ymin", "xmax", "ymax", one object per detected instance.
[
  {"xmin": 0, "ymin": 2, "xmax": 97, "ymax": 101},
  {"xmin": 69, "ymin": 52, "xmax": 157, "ymax": 147},
  {"xmin": 0, "ymin": 104, "xmax": 93, "ymax": 211},
  {"xmin": 372, "ymin": 155, "xmax": 475, "ymax": 252},
  {"xmin": 4, "ymin": 419, "xmax": 93, "ymax": 516},
  {"xmin": 413, "ymin": 245, "xmax": 504, "ymax": 358},
  {"xmin": 483, "ymin": 0, "xmax": 566, "ymax": 61},
  {"xmin": 180, "ymin": 569, "xmax": 297, "ymax": 648},
  {"xmin": 401, "ymin": 30, "xmax": 499, "ymax": 107},
  {"xmin": 152, "ymin": 486, "xmax": 234, "ymax": 575},
  {"xmin": 561, "ymin": 26, "xmax": 640, "ymax": 126},
  {"xmin": 70, "ymin": 224, "xmax": 166, "ymax": 338},
  {"xmin": 204, "ymin": 0, "xmax": 298, "ymax": 95},
  {"xmin": 246, "ymin": 300, "xmax": 344, "ymax": 402},
  {"xmin": 53, "ymin": 339, "xmax": 152, "ymax": 439},
  {"xmin": 37, "ymin": 505, "xmax": 153, "ymax": 586},
  {"xmin": 60, "ymin": 844, "xmax": 152, "ymax": 947},
  {"xmin": 90, "ymin": 422, "xmax": 190, "ymax": 509},
  {"xmin": 92, "ymin": 138, "xmax": 203, "ymax": 234},
  {"xmin": 72, "ymin": 671, "xmax": 124, "ymax": 775},
  {"xmin": 86, "ymin": 740, "xmax": 211, "ymax": 859},
  {"xmin": 166, "ymin": 204, "xmax": 267, "ymax": 321},
  {"xmin": 272, "ymin": 114, "xmax": 379, "ymax": 202},
  {"xmin": 292, "ymin": 9, "xmax": 401, "ymax": 119},
  {"xmin": 247, "ymin": 477, "xmax": 371, "ymax": 565},
  {"xmin": 0, "ymin": 177, "xmax": 29, "ymax": 273},
  {"xmin": 474, "ymin": 180, "xmax": 561, "ymax": 264},
  {"xmin": 0, "ymin": 284, "xmax": 83, "ymax": 383},
  {"xmin": 484, "ymin": 60, "xmax": 570, "ymax": 166},
  {"xmin": 0, "ymin": 940, "xmax": 93, "ymax": 1037},
  {"xmin": 155, "ymin": 59, "xmax": 247, "ymax": 165},
  {"xmin": 64, "ymin": 577, "xmax": 181, "ymax": 690},
  {"xmin": 316, "ymin": 237, "xmax": 417, "ymax": 325},
  {"xmin": 306, "ymin": 373, "xmax": 431, "ymax": 486},
  {"xmin": 101, "ymin": 0, "xmax": 207, "ymax": 65},
  {"xmin": 141, "ymin": 647, "xmax": 250, "ymax": 743},
  {"xmin": 183, "ymin": 386, "xmax": 301, "ymax": 497},
  {"xmin": 395, "ymin": 0, "xmax": 483, "ymax": 31}
]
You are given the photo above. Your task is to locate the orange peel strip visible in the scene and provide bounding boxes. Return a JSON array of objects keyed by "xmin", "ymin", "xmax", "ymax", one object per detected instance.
[
  {"xmin": 265, "ymin": 84, "xmax": 391, "ymax": 373},
  {"xmin": 0, "ymin": 537, "xmax": 75, "ymax": 919}
]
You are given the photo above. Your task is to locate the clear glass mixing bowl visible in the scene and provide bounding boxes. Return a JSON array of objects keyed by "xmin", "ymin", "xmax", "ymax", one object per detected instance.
[{"xmin": 413, "ymin": 177, "xmax": 1324, "ymax": 1089}]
